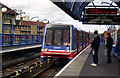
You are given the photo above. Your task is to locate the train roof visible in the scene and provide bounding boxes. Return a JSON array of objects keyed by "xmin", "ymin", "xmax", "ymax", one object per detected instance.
[
  {"xmin": 46, "ymin": 23, "xmax": 71, "ymax": 26},
  {"xmin": 46, "ymin": 23, "xmax": 89, "ymax": 32}
]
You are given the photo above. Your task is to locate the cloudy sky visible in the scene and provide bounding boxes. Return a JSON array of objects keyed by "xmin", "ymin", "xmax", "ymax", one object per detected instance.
[{"xmin": 0, "ymin": 0, "xmax": 116, "ymax": 33}]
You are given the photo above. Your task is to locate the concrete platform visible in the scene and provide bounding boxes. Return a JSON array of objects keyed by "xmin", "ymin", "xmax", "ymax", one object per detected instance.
[
  {"xmin": 55, "ymin": 45, "xmax": 120, "ymax": 78},
  {"xmin": 1, "ymin": 43, "xmax": 42, "ymax": 53}
]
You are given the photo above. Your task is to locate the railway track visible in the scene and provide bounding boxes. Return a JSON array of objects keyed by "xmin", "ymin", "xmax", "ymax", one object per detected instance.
[
  {"xmin": 31, "ymin": 59, "xmax": 68, "ymax": 78},
  {"xmin": 2, "ymin": 57, "xmax": 41, "ymax": 78},
  {"xmin": 2, "ymin": 58, "xmax": 68, "ymax": 78},
  {"xmin": 17, "ymin": 59, "xmax": 67, "ymax": 78}
]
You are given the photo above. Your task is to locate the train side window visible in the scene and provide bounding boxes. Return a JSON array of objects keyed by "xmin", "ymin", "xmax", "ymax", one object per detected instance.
[
  {"xmin": 73, "ymin": 29, "xmax": 77, "ymax": 50},
  {"xmin": 84, "ymin": 32, "xmax": 86, "ymax": 44},
  {"xmin": 79, "ymin": 32, "xmax": 82, "ymax": 46},
  {"xmin": 63, "ymin": 30, "xmax": 70, "ymax": 46}
]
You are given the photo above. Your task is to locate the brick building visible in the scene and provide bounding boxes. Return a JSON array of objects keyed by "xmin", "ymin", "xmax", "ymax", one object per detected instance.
[
  {"xmin": 0, "ymin": 3, "xmax": 46, "ymax": 35},
  {"xmin": 0, "ymin": 3, "xmax": 19, "ymax": 34}
]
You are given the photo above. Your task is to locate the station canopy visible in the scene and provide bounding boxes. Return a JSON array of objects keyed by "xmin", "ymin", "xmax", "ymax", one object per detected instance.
[{"xmin": 51, "ymin": 0, "xmax": 120, "ymax": 25}]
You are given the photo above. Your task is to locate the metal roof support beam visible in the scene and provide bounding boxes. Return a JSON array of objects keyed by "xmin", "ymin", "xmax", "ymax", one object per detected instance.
[
  {"xmin": 109, "ymin": 1, "xmax": 114, "ymax": 7},
  {"xmin": 92, "ymin": 2, "xmax": 96, "ymax": 8},
  {"xmin": 86, "ymin": 5, "xmax": 118, "ymax": 7}
]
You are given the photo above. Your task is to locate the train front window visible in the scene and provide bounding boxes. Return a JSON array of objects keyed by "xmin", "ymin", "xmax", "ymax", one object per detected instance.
[
  {"xmin": 54, "ymin": 30, "xmax": 62, "ymax": 46},
  {"xmin": 45, "ymin": 29, "xmax": 52, "ymax": 45},
  {"xmin": 45, "ymin": 25, "xmax": 70, "ymax": 46}
]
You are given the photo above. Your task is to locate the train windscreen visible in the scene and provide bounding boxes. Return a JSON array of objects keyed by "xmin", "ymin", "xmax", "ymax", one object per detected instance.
[{"xmin": 45, "ymin": 25, "xmax": 70, "ymax": 46}]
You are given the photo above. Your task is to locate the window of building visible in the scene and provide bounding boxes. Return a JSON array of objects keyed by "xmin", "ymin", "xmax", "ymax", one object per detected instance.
[
  {"xmin": 4, "ymin": 25, "xmax": 10, "ymax": 30},
  {"xmin": 4, "ymin": 15, "xmax": 11, "ymax": 20}
]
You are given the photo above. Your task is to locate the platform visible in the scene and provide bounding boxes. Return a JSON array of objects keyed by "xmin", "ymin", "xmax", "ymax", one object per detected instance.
[
  {"xmin": 55, "ymin": 45, "xmax": 120, "ymax": 78},
  {"xmin": 1, "ymin": 43, "xmax": 42, "ymax": 53}
]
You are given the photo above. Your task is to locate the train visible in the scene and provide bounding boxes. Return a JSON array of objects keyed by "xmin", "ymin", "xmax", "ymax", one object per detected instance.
[{"xmin": 41, "ymin": 24, "xmax": 93, "ymax": 62}]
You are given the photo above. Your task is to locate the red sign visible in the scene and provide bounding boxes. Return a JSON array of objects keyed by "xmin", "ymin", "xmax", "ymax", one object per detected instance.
[{"xmin": 85, "ymin": 8, "xmax": 117, "ymax": 15}]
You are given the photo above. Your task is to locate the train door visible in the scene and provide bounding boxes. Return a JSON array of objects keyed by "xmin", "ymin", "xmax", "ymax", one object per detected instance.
[
  {"xmin": 77, "ymin": 30, "xmax": 79, "ymax": 54},
  {"xmin": 73, "ymin": 29, "xmax": 78, "ymax": 54},
  {"xmin": 82, "ymin": 31, "xmax": 84, "ymax": 49},
  {"xmin": 85, "ymin": 32, "xmax": 86, "ymax": 46},
  {"xmin": 79, "ymin": 31, "xmax": 83, "ymax": 52},
  {"xmin": 86, "ymin": 33, "xmax": 88, "ymax": 45}
]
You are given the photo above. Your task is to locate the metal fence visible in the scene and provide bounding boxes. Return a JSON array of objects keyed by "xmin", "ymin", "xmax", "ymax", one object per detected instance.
[
  {"xmin": 2, "ymin": 34, "xmax": 43, "ymax": 46},
  {"xmin": 1, "ymin": 34, "xmax": 107, "ymax": 47}
]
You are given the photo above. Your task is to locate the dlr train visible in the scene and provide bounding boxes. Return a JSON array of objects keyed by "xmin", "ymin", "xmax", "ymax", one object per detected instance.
[{"xmin": 41, "ymin": 24, "xmax": 93, "ymax": 62}]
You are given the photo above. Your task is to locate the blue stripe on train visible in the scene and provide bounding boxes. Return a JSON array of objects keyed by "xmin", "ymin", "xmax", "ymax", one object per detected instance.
[{"xmin": 44, "ymin": 46, "xmax": 70, "ymax": 50}]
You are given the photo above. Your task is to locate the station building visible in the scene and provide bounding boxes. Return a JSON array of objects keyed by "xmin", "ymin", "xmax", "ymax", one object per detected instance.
[
  {"xmin": 0, "ymin": 3, "xmax": 19, "ymax": 34},
  {"xmin": 21, "ymin": 21, "xmax": 45, "ymax": 35},
  {"xmin": 0, "ymin": 3, "xmax": 46, "ymax": 35}
]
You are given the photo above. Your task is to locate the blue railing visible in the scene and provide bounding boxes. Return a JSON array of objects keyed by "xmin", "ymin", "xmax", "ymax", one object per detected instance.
[{"xmin": 2, "ymin": 34, "xmax": 43, "ymax": 46}]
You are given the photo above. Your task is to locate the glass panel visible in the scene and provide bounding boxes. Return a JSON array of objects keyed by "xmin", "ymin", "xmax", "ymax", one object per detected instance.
[
  {"xmin": 54, "ymin": 30, "xmax": 62, "ymax": 46},
  {"xmin": 45, "ymin": 29, "xmax": 52, "ymax": 45},
  {"xmin": 73, "ymin": 29, "xmax": 77, "ymax": 49},
  {"xmin": 44, "ymin": 25, "xmax": 70, "ymax": 46},
  {"xmin": 63, "ymin": 30, "xmax": 70, "ymax": 46},
  {"xmin": 79, "ymin": 32, "xmax": 82, "ymax": 46}
]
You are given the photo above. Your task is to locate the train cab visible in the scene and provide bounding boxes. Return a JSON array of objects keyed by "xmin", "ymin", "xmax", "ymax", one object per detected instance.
[{"xmin": 41, "ymin": 23, "xmax": 90, "ymax": 62}]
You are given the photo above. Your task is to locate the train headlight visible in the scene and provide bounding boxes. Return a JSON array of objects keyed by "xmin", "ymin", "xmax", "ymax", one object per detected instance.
[
  {"xmin": 44, "ymin": 48, "xmax": 49, "ymax": 52},
  {"xmin": 65, "ymin": 49, "xmax": 70, "ymax": 53}
]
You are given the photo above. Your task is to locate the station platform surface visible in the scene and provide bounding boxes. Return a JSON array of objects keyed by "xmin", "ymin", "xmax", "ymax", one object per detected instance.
[
  {"xmin": 55, "ymin": 45, "xmax": 120, "ymax": 78},
  {"xmin": 1, "ymin": 43, "xmax": 42, "ymax": 53}
]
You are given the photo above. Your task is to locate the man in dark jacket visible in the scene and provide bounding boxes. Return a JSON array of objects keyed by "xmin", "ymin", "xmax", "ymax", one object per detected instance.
[
  {"xmin": 91, "ymin": 30, "xmax": 100, "ymax": 67},
  {"xmin": 106, "ymin": 33, "xmax": 113, "ymax": 63}
]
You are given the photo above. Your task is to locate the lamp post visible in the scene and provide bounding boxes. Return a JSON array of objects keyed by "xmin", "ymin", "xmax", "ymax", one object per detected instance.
[
  {"xmin": 12, "ymin": 10, "xmax": 25, "ymax": 34},
  {"xmin": 2, "ymin": 9, "xmax": 17, "ymax": 46},
  {"xmin": 38, "ymin": 19, "xmax": 49, "ymax": 35},
  {"xmin": 37, "ymin": 19, "xmax": 49, "ymax": 43},
  {"xmin": 14, "ymin": 12, "xmax": 25, "ymax": 20},
  {"xmin": 13, "ymin": 12, "xmax": 25, "ymax": 34},
  {"xmin": 27, "ymin": 16, "xmax": 39, "ymax": 44},
  {"xmin": 0, "ymin": 6, "xmax": 7, "ymax": 34},
  {"xmin": 0, "ymin": 6, "xmax": 7, "ymax": 46},
  {"xmin": 2, "ymin": 9, "xmax": 17, "ymax": 34},
  {"xmin": 2, "ymin": 8, "xmax": 26, "ymax": 45}
]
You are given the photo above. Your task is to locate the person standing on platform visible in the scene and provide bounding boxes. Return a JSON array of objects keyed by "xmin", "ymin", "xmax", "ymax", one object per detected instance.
[
  {"xmin": 91, "ymin": 30, "xmax": 100, "ymax": 67},
  {"xmin": 106, "ymin": 33, "xmax": 113, "ymax": 63}
]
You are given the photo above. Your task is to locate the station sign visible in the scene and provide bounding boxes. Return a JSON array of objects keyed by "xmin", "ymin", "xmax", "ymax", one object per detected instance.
[
  {"xmin": 83, "ymin": 15, "xmax": 120, "ymax": 25},
  {"xmin": 84, "ymin": 8, "xmax": 117, "ymax": 15}
]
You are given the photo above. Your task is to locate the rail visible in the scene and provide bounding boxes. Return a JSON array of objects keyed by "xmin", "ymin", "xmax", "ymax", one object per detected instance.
[
  {"xmin": 2, "ymin": 34, "xmax": 43, "ymax": 46},
  {"xmin": 1, "ymin": 35, "xmax": 107, "ymax": 46}
]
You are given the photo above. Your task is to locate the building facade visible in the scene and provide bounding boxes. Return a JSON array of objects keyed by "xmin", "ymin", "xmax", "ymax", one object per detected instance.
[
  {"xmin": 0, "ymin": 3, "xmax": 21, "ymax": 34},
  {"xmin": 0, "ymin": 3, "xmax": 46, "ymax": 35},
  {"xmin": 21, "ymin": 21, "xmax": 45, "ymax": 35}
]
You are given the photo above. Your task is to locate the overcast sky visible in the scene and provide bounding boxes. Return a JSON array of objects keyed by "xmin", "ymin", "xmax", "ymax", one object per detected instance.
[{"xmin": 1, "ymin": 0, "xmax": 116, "ymax": 33}]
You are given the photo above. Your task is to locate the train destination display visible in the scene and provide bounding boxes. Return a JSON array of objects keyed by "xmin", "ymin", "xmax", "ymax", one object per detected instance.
[
  {"xmin": 83, "ymin": 8, "xmax": 120, "ymax": 25},
  {"xmin": 84, "ymin": 8, "xmax": 117, "ymax": 15},
  {"xmin": 83, "ymin": 15, "xmax": 120, "ymax": 25}
]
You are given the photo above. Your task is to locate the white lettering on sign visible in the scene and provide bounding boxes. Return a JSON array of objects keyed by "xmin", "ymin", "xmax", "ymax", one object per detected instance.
[{"xmin": 54, "ymin": 47, "xmax": 61, "ymax": 49}]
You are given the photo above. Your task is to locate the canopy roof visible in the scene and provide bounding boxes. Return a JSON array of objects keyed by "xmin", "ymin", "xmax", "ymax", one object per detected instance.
[{"xmin": 51, "ymin": 0, "xmax": 120, "ymax": 21}]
